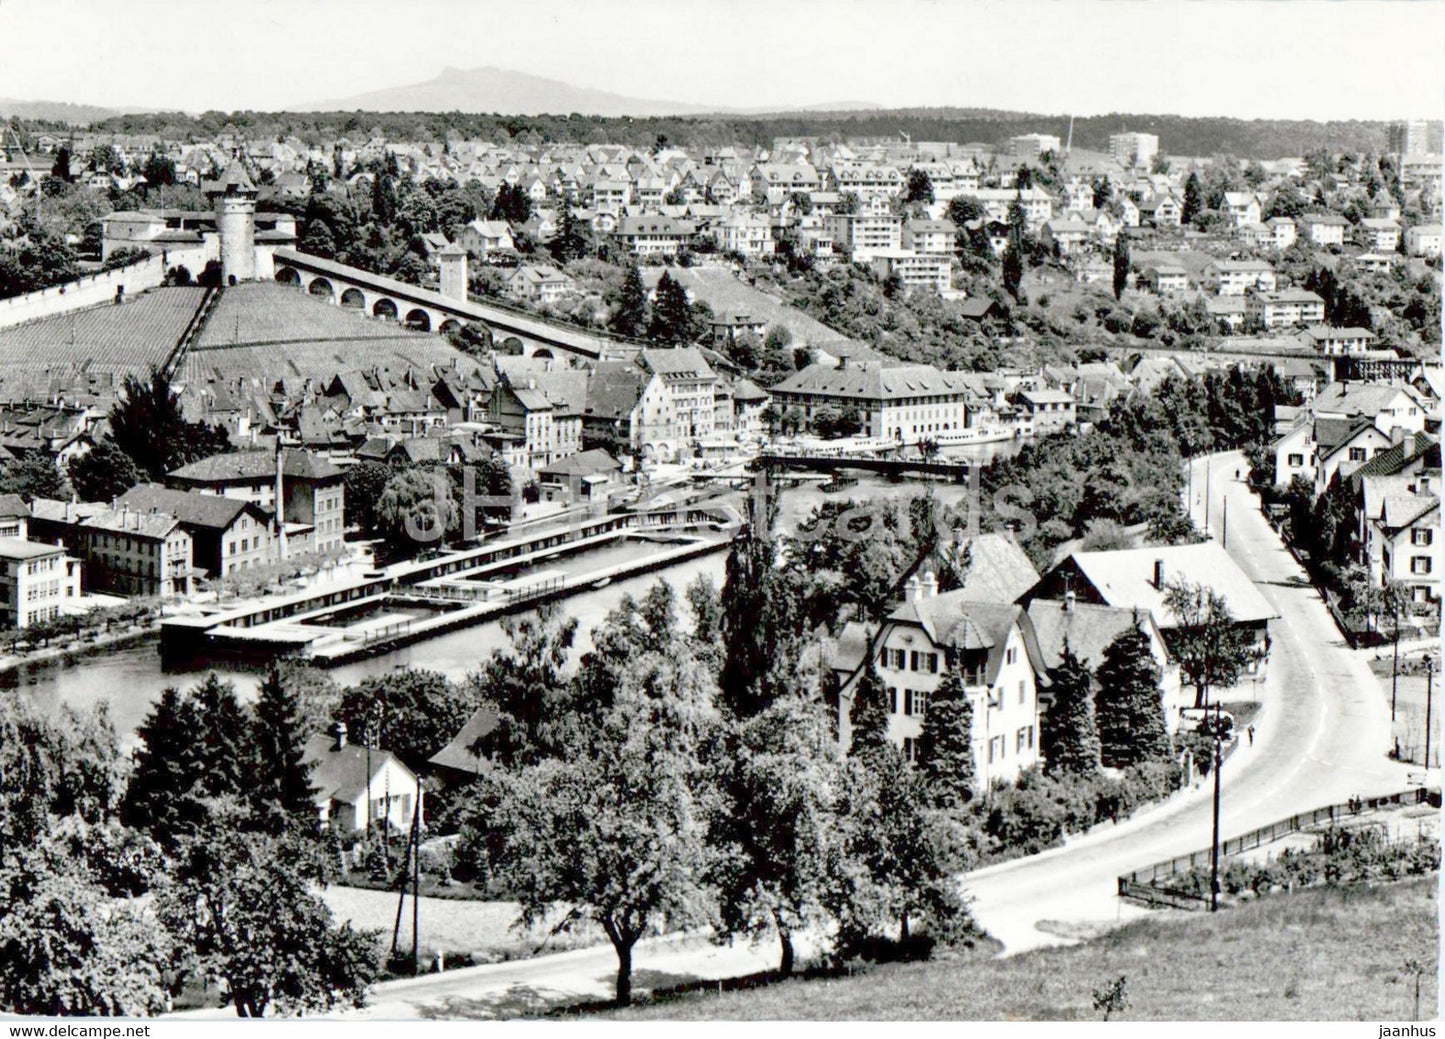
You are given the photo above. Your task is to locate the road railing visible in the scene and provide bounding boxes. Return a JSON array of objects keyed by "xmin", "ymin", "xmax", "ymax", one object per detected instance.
[{"xmin": 1117, "ymin": 786, "xmax": 1435, "ymax": 909}]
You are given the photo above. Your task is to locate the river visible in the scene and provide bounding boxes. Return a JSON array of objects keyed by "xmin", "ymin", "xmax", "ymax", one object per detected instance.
[{"xmin": 7, "ymin": 450, "xmax": 1018, "ymax": 743}]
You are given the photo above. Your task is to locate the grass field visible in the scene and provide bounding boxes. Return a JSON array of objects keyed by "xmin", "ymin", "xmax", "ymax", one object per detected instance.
[
  {"xmin": 323, "ymin": 885, "xmax": 601, "ymax": 966},
  {"xmin": 603, "ymin": 877, "xmax": 1439, "ymax": 1022}
]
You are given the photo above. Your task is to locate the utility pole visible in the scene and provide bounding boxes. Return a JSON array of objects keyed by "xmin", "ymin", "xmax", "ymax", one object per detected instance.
[
  {"xmin": 1424, "ymin": 655, "xmax": 1435, "ymax": 770},
  {"xmin": 1210, "ymin": 699, "xmax": 1223, "ymax": 913},
  {"xmin": 1204, "ymin": 457, "xmax": 1212, "ymax": 530}
]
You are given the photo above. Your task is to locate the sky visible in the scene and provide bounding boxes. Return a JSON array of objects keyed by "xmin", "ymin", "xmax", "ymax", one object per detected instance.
[{"xmin": 1, "ymin": 0, "xmax": 1442, "ymax": 120}]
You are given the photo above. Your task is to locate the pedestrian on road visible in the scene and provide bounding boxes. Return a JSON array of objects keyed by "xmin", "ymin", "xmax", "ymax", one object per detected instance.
[{"xmin": 1247, "ymin": 724, "xmax": 1255, "ymax": 746}]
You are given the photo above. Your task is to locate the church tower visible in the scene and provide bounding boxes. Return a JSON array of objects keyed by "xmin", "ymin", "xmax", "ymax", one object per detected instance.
[{"xmin": 207, "ymin": 158, "xmax": 258, "ymax": 284}]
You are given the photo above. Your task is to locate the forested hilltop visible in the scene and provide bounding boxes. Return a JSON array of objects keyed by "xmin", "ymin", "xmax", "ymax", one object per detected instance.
[{"xmin": 46, "ymin": 108, "xmax": 1395, "ymax": 158}]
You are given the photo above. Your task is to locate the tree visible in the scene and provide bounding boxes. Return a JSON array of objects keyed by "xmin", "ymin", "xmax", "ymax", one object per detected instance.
[
  {"xmin": 915, "ymin": 660, "xmax": 976, "ymax": 809},
  {"xmin": 342, "ymin": 460, "xmax": 390, "ymax": 535},
  {"xmin": 848, "ymin": 657, "xmax": 892, "ymax": 761},
  {"xmin": 0, "ymin": 452, "xmax": 70, "ymax": 501},
  {"xmin": 109, "ymin": 367, "xmax": 232, "ymax": 481},
  {"xmin": 120, "ymin": 686, "xmax": 208, "ymax": 841},
  {"xmin": 1182, "ymin": 172, "xmax": 1204, "ymax": 226},
  {"xmin": 1001, "ymin": 241, "xmax": 1023, "ymax": 301},
  {"xmin": 50, "ymin": 147, "xmax": 73, "ymax": 183},
  {"xmin": 1091, "ymin": 176, "xmax": 1113, "ymax": 210},
  {"xmin": 335, "ymin": 669, "xmax": 475, "ymax": 773},
  {"xmin": 68, "ymin": 438, "xmax": 142, "ymax": 502},
  {"xmin": 714, "ymin": 691, "xmax": 849, "ymax": 975},
  {"xmin": 0, "ymin": 841, "xmax": 173, "ymax": 1016},
  {"xmin": 158, "ymin": 811, "xmax": 379, "ymax": 1017},
  {"xmin": 465, "ymin": 605, "xmax": 577, "ymax": 766},
  {"xmin": 610, "ymin": 262, "xmax": 648, "ymax": 338},
  {"xmin": 375, "ymin": 467, "xmax": 457, "ymax": 555},
  {"xmin": 1094, "ymin": 623, "xmax": 1173, "ymax": 768},
  {"xmin": 485, "ymin": 646, "xmax": 721, "ymax": 1006},
  {"xmin": 905, "ymin": 169, "xmax": 934, "ymax": 205},
  {"xmin": 250, "ymin": 669, "xmax": 319, "ymax": 834},
  {"xmin": 142, "ymin": 152, "xmax": 176, "ymax": 188},
  {"xmin": 833, "ymin": 745, "xmax": 971, "ymax": 951},
  {"xmin": 1040, "ymin": 641, "xmax": 1101, "ymax": 776},
  {"xmin": 549, "ymin": 202, "xmax": 590, "ymax": 263},
  {"xmin": 1163, "ymin": 580, "xmax": 1258, "ymax": 708},
  {"xmin": 649, "ymin": 270, "xmax": 695, "ymax": 344},
  {"xmin": 1112, "ymin": 233, "xmax": 1130, "ymax": 301}
]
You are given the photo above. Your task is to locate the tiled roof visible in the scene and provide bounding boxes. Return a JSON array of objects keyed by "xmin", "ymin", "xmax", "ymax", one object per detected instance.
[{"xmin": 116, "ymin": 484, "xmax": 263, "ymax": 531}]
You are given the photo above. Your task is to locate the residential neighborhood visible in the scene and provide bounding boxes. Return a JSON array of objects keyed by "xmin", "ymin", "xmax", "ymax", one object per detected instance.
[{"xmin": 0, "ymin": 0, "xmax": 1438, "ymax": 1026}]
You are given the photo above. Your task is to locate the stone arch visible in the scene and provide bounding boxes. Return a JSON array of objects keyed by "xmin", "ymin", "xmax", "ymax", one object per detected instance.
[
  {"xmin": 531, "ymin": 347, "xmax": 555, "ymax": 360},
  {"xmin": 372, "ymin": 297, "xmax": 398, "ymax": 320},
  {"xmin": 437, "ymin": 318, "xmax": 461, "ymax": 335},
  {"xmin": 275, "ymin": 267, "xmax": 301, "ymax": 286},
  {"xmin": 404, "ymin": 308, "xmax": 432, "ymax": 332},
  {"xmin": 340, "ymin": 287, "xmax": 365, "ymax": 309},
  {"xmin": 500, "ymin": 335, "xmax": 524, "ymax": 355},
  {"xmin": 307, "ymin": 277, "xmax": 334, "ymax": 298}
]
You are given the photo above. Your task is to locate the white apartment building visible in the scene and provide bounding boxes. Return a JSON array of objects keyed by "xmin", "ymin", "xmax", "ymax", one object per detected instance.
[
  {"xmin": 826, "ymin": 200, "xmax": 904, "ymax": 262},
  {"xmin": 1108, "ymin": 132, "xmax": 1159, "ymax": 169},
  {"xmin": 869, "ymin": 250, "xmax": 951, "ymax": 294},
  {"xmin": 0, "ymin": 539, "xmax": 81, "ymax": 628},
  {"xmin": 770, "ymin": 358, "xmax": 971, "ymax": 444}
]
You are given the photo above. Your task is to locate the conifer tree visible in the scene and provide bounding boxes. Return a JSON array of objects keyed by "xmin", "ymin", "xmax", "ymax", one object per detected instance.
[
  {"xmin": 1112, "ymin": 233, "xmax": 1131, "ymax": 301},
  {"xmin": 648, "ymin": 270, "xmax": 695, "ymax": 343},
  {"xmin": 250, "ymin": 668, "xmax": 318, "ymax": 833},
  {"xmin": 193, "ymin": 674, "xmax": 247, "ymax": 799},
  {"xmin": 610, "ymin": 263, "xmax": 648, "ymax": 338},
  {"xmin": 1041, "ymin": 640, "xmax": 1101, "ymax": 776},
  {"xmin": 848, "ymin": 655, "xmax": 893, "ymax": 763},
  {"xmin": 1094, "ymin": 624, "xmax": 1172, "ymax": 768},
  {"xmin": 120, "ymin": 686, "xmax": 207, "ymax": 839},
  {"xmin": 1182, "ymin": 171, "xmax": 1204, "ymax": 225},
  {"xmin": 916, "ymin": 659, "xmax": 976, "ymax": 808}
]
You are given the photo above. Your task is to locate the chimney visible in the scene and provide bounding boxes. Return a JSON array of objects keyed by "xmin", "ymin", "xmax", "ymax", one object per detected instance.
[
  {"xmin": 905, "ymin": 574, "xmax": 921, "ymax": 602},
  {"xmin": 837, "ymin": 353, "xmax": 848, "ymax": 369},
  {"xmin": 1152, "ymin": 558, "xmax": 1165, "ymax": 589},
  {"xmin": 921, "ymin": 570, "xmax": 938, "ymax": 598},
  {"xmin": 333, "ymin": 720, "xmax": 347, "ymax": 750},
  {"xmin": 1390, "ymin": 424, "xmax": 1407, "ymax": 447},
  {"xmin": 1064, "ymin": 590, "xmax": 1076, "ymax": 612}
]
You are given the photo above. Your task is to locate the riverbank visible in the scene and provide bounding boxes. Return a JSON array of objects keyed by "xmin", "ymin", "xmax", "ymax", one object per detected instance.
[{"xmin": 0, "ymin": 622, "xmax": 160, "ymax": 683}]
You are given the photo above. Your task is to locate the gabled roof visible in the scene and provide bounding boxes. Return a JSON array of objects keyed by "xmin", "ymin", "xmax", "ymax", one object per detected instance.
[
  {"xmin": 303, "ymin": 735, "xmax": 412, "ymax": 804},
  {"xmin": 885, "ymin": 594, "xmax": 1051, "ymax": 688},
  {"xmin": 116, "ymin": 484, "xmax": 267, "ymax": 532},
  {"xmin": 167, "ymin": 448, "xmax": 342, "ymax": 484},
  {"xmin": 1380, "ymin": 492, "xmax": 1439, "ymax": 532},
  {"xmin": 538, "ymin": 448, "xmax": 621, "ymax": 479},
  {"xmin": 426, "ymin": 707, "xmax": 501, "ymax": 776},
  {"xmin": 0, "ymin": 493, "xmax": 30, "ymax": 520},
  {"xmin": 1046, "ymin": 543, "xmax": 1277, "ymax": 627},
  {"xmin": 1025, "ymin": 599, "xmax": 1161, "ymax": 672}
]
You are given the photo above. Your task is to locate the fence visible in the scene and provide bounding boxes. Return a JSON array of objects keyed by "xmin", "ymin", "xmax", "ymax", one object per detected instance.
[{"xmin": 1117, "ymin": 786, "xmax": 1434, "ymax": 908}]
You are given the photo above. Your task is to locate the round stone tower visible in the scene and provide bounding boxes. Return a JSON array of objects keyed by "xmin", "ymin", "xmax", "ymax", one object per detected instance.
[{"xmin": 207, "ymin": 158, "xmax": 258, "ymax": 284}]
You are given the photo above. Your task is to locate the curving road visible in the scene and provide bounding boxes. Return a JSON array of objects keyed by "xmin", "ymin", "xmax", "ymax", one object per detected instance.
[
  {"xmin": 961, "ymin": 450, "xmax": 1419, "ymax": 952},
  {"xmin": 177, "ymin": 450, "xmax": 1415, "ymax": 1019}
]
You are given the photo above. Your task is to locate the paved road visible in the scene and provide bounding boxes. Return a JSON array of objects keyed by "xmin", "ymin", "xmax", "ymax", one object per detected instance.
[
  {"xmin": 961, "ymin": 450, "xmax": 1419, "ymax": 952},
  {"xmin": 185, "ymin": 450, "xmax": 1413, "ymax": 1019}
]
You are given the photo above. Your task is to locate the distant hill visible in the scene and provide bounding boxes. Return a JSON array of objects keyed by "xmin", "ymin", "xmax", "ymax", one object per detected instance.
[
  {"xmin": 85, "ymin": 104, "xmax": 1390, "ymax": 160},
  {"xmin": 287, "ymin": 66, "xmax": 724, "ymax": 117},
  {"xmin": 0, "ymin": 98, "xmax": 129, "ymax": 125}
]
